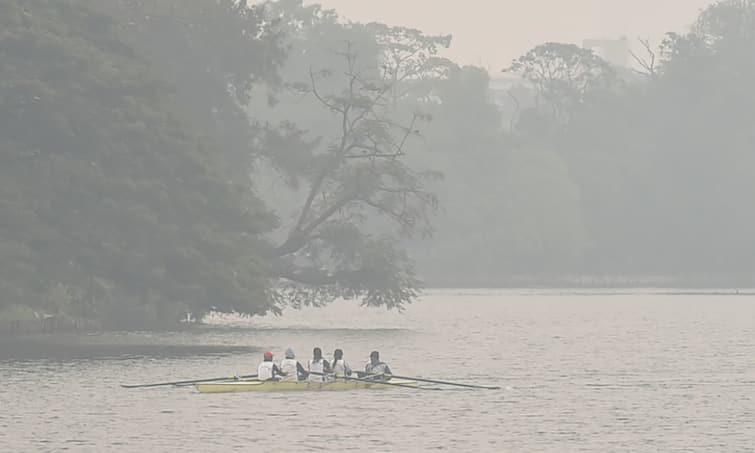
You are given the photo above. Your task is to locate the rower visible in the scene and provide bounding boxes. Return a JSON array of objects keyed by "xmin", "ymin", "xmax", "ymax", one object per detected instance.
[
  {"xmin": 306, "ymin": 347, "xmax": 331, "ymax": 382},
  {"xmin": 280, "ymin": 348, "xmax": 308, "ymax": 381},
  {"xmin": 257, "ymin": 351, "xmax": 286, "ymax": 381},
  {"xmin": 363, "ymin": 350, "xmax": 392, "ymax": 380},
  {"xmin": 331, "ymin": 348, "xmax": 352, "ymax": 378}
]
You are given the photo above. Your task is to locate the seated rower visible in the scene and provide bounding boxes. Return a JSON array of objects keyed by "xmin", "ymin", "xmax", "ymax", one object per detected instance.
[
  {"xmin": 331, "ymin": 348, "xmax": 352, "ymax": 378},
  {"xmin": 280, "ymin": 348, "xmax": 308, "ymax": 382},
  {"xmin": 307, "ymin": 347, "xmax": 331, "ymax": 382},
  {"xmin": 362, "ymin": 350, "xmax": 392, "ymax": 380},
  {"xmin": 257, "ymin": 351, "xmax": 287, "ymax": 381}
]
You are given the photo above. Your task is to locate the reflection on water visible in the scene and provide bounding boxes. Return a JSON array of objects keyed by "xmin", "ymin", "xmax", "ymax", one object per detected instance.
[{"xmin": 1, "ymin": 290, "xmax": 753, "ymax": 452}]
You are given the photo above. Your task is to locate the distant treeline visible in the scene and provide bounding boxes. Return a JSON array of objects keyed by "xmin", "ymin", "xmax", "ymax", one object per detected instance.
[
  {"xmin": 410, "ymin": 0, "xmax": 755, "ymax": 287},
  {"xmin": 1, "ymin": 0, "xmax": 753, "ymax": 329}
]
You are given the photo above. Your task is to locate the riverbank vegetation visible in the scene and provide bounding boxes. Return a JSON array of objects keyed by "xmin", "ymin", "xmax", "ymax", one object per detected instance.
[{"xmin": 2, "ymin": 0, "xmax": 754, "ymax": 330}]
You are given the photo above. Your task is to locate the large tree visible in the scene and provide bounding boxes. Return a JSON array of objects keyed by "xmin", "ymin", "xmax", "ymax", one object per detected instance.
[
  {"xmin": 259, "ymin": 19, "xmax": 453, "ymax": 309},
  {"xmin": 0, "ymin": 0, "xmax": 278, "ymax": 325},
  {"xmin": 97, "ymin": 0, "xmax": 286, "ymax": 186},
  {"xmin": 506, "ymin": 42, "xmax": 617, "ymax": 130},
  {"xmin": 496, "ymin": 0, "xmax": 755, "ymax": 283}
]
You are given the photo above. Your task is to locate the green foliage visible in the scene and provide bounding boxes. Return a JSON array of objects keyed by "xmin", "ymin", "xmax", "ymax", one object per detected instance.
[
  {"xmin": 250, "ymin": 2, "xmax": 454, "ymax": 309},
  {"xmin": 407, "ymin": 0, "xmax": 755, "ymax": 286},
  {"xmin": 0, "ymin": 0, "xmax": 450, "ymax": 321},
  {"xmin": 404, "ymin": 63, "xmax": 588, "ymax": 284},
  {"xmin": 0, "ymin": 0, "xmax": 277, "ymax": 326},
  {"xmin": 6, "ymin": 0, "xmax": 752, "ymax": 323},
  {"xmin": 507, "ymin": 42, "xmax": 617, "ymax": 127},
  {"xmin": 93, "ymin": 0, "xmax": 286, "ymax": 188},
  {"xmin": 492, "ymin": 0, "xmax": 755, "ymax": 282}
]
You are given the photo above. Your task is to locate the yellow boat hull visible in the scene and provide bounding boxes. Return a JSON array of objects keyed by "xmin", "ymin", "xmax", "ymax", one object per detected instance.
[{"xmin": 195, "ymin": 379, "xmax": 417, "ymax": 393}]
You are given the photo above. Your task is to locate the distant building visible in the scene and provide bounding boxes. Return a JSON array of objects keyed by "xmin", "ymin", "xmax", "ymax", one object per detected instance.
[{"xmin": 583, "ymin": 37, "xmax": 630, "ymax": 67}]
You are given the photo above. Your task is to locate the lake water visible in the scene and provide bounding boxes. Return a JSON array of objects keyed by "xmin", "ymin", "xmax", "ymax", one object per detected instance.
[{"xmin": 1, "ymin": 289, "xmax": 753, "ymax": 452}]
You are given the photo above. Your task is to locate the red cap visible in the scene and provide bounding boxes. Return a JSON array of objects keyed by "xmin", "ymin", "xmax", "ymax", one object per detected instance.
[{"xmin": 263, "ymin": 351, "xmax": 273, "ymax": 360}]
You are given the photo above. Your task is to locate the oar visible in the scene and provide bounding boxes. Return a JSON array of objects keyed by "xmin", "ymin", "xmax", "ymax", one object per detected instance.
[
  {"xmin": 307, "ymin": 371, "xmax": 428, "ymax": 390},
  {"xmin": 366, "ymin": 372, "xmax": 500, "ymax": 390},
  {"xmin": 121, "ymin": 374, "xmax": 258, "ymax": 389}
]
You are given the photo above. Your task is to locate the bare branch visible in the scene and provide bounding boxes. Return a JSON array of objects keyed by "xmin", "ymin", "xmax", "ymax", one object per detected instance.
[
  {"xmin": 309, "ymin": 68, "xmax": 343, "ymax": 113},
  {"xmin": 291, "ymin": 163, "xmax": 330, "ymax": 234},
  {"xmin": 299, "ymin": 190, "xmax": 355, "ymax": 238},
  {"xmin": 629, "ymin": 38, "xmax": 657, "ymax": 78},
  {"xmin": 345, "ymin": 152, "xmax": 404, "ymax": 159},
  {"xmin": 292, "ymin": 60, "xmax": 357, "ymax": 236},
  {"xmin": 277, "ymin": 268, "xmax": 335, "ymax": 286},
  {"xmin": 271, "ymin": 34, "xmax": 441, "ymax": 311},
  {"xmin": 395, "ymin": 114, "xmax": 419, "ymax": 157}
]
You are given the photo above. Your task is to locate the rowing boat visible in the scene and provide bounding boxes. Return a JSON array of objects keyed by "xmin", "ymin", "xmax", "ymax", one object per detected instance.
[{"xmin": 195, "ymin": 378, "xmax": 417, "ymax": 393}]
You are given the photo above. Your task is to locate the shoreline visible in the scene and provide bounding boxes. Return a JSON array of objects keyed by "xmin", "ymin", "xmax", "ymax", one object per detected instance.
[
  {"xmin": 4, "ymin": 284, "xmax": 754, "ymax": 335},
  {"xmin": 0, "ymin": 332, "xmax": 258, "ymax": 361}
]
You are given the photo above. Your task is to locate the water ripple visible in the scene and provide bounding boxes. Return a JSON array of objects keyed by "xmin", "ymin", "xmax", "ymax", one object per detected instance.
[{"xmin": 1, "ymin": 291, "xmax": 754, "ymax": 452}]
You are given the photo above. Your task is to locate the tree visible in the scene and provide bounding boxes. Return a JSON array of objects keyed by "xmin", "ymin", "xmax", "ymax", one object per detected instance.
[
  {"xmin": 493, "ymin": 0, "xmax": 755, "ymax": 284},
  {"xmin": 641, "ymin": 0, "xmax": 755, "ymax": 277},
  {"xmin": 0, "ymin": 0, "xmax": 278, "ymax": 326},
  {"xmin": 506, "ymin": 42, "xmax": 616, "ymax": 128},
  {"xmin": 97, "ymin": 0, "xmax": 286, "ymax": 186},
  {"xmin": 260, "ymin": 25, "xmax": 453, "ymax": 310}
]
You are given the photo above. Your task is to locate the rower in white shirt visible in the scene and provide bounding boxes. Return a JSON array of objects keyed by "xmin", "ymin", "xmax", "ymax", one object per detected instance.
[{"xmin": 331, "ymin": 348, "xmax": 352, "ymax": 378}]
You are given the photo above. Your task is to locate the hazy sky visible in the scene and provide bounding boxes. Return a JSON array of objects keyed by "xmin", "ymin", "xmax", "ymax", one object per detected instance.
[{"xmin": 306, "ymin": 0, "xmax": 715, "ymax": 71}]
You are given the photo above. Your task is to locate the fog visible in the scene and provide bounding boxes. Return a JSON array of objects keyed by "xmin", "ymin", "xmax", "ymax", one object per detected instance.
[
  {"xmin": 1, "ymin": 0, "xmax": 754, "ymax": 326},
  {"xmin": 310, "ymin": 0, "xmax": 715, "ymax": 68},
  {"xmin": 3, "ymin": 1, "xmax": 755, "ymax": 451}
]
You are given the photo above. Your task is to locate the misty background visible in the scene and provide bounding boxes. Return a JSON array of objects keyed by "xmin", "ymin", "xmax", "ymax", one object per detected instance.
[
  {"xmin": 311, "ymin": 0, "xmax": 715, "ymax": 68},
  {"xmin": 2, "ymin": 0, "xmax": 754, "ymax": 331}
]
